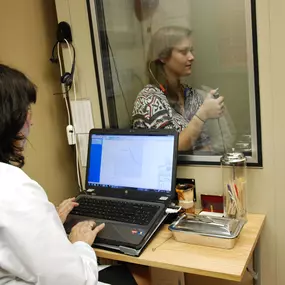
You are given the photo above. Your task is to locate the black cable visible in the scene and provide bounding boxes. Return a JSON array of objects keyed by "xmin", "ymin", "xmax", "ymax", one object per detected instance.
[
  {"xmin": 50, "ymin": 39, "xmax": 83, "ymax": 192},
  {"xmin": 53, "ymin": 85, "xmax": 71, "ymax": 96},
  {"xmin": 133, "ymin": 72, "xmax": 144, "ymax": 88},
  {"xmin": 50, "ymin": 41, "xmax": 59, "ymax": 63},
  {"xmin": 106, "ymin": 34, "xmax": 131, "ymax": 122}
]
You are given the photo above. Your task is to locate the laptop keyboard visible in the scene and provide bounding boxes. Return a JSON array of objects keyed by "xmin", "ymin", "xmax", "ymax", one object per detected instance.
[{"xmin": 70, "ymin": 197, "xmax": 161, "ymax": 226}]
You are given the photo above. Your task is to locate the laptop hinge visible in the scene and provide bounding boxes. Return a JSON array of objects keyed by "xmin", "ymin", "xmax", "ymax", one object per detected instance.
[{"xmin": 118, "ymin": 246, "xmax": 139, "ymax": 256}]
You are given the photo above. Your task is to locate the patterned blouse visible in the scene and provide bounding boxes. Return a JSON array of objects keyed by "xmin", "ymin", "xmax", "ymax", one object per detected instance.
[{"xmin": 132, "ymin": 84, "xmax": 211, "ymax": 151}]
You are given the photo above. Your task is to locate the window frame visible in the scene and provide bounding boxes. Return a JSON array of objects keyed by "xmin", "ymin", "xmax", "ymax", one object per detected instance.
[{"xmin": 86, "ymin": 0, "xmax": 262, "ymax": 167}]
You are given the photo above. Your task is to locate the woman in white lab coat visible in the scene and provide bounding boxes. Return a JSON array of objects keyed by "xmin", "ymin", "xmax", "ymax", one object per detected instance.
[{"xmin": 0, "ymin": 64, "xmax": 108, "ymax": 285}]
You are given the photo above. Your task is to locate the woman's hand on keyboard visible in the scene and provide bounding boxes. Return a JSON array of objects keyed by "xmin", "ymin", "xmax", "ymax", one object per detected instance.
[
  {"xmin": 69, "ymin": 220, "xmax": 105, "ymax": 246},
  {"xmin": 56, "ymin": 197, "xmax": 79, "ymax": 224}
]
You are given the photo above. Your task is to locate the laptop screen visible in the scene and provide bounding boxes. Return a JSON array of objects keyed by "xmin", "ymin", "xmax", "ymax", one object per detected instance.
[{"xmin": 87, "ymin": 133, "xmax": 175, "ymax": 193}]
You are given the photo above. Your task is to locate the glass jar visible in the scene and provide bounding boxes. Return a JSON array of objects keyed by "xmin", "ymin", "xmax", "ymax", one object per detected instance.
[
  {"xmin": 220, "ymin": 150, "xmax": 247, "ymax": 221},
  {"xmin": 176, "ymin": 184, "xmax": 195, "ymax": 214}
]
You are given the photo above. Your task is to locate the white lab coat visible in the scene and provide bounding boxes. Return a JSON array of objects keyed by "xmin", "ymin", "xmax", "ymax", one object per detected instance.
[{"xmin": 0, "ymin": 162, "xmax": 99, "ymax": 285}]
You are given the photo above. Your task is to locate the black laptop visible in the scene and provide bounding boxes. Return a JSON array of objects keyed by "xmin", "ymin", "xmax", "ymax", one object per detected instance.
[{"xmin": 64, "ymin": 128, "xmax": 178, "ymax": 256}]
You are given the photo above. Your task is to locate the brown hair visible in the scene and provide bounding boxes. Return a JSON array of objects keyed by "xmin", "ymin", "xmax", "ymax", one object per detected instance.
[{"xmin": 0, "ymin": 64, "xmax": 37, "ymax": 168}]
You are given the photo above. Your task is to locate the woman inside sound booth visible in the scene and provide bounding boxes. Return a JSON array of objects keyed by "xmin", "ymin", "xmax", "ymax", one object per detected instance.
[{"xmin": 131, "ymin": 26, "xmax": 225, "ymax": 152}]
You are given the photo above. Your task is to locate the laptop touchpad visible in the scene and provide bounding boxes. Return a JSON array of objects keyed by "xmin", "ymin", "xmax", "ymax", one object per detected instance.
[
  {"xmin": 64, "ymin": 216, "xmax": 146, "ymax": 245},
  {"xmin": 96, "ymin": 221, "xmax": 147, "ymax": 245}
]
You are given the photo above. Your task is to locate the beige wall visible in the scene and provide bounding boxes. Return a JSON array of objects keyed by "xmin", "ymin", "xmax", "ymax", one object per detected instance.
[
  {"xmin": 0, "ymin": 0, "xmax": 78, "ymax": 205},
  {"xmin": 55, "ymin": 0, "xmax": 284, "ymax": 284}
]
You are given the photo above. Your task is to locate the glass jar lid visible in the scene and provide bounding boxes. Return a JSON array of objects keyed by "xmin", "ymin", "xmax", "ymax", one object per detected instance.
[{"xmin": 220, "ymin": 149, "xmax": 246, "ymax": 165}]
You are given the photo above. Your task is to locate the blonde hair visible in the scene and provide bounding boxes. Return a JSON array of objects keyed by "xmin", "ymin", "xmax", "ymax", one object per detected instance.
[{"xmin": 147, "ymin": 26, "xmax": 192, "ymax": 102}]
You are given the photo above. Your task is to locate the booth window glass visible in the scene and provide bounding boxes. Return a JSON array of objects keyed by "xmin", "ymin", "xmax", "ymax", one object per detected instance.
[{"xmin": 87, "ymin": 0, "xmax": 262, "ymax": 166}]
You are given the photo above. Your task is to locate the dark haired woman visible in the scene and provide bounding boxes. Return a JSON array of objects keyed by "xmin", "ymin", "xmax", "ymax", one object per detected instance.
[{"xmin": 0, "ymin": 64, "xmax": 106, "ymax": 285}]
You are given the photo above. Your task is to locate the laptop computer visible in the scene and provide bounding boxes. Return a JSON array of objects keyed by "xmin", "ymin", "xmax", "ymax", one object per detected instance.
[{"xmin": 64, "ymin": 128, "xmax": 178, "ymax": 256}]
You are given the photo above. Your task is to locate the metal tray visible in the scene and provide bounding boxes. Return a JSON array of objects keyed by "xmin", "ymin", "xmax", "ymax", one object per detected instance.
[{"xmin": 169, "ymin": 214, "xmax": 245, "ymax": 239}]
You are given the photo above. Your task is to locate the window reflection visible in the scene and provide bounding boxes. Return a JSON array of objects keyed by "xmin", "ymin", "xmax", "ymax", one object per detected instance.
[{"xmin": 90, "ymin": 0, "xmax": 261, "ymax": 164}]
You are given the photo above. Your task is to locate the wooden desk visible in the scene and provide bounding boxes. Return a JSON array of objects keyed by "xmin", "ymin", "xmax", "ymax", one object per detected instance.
[{"xmin": 95, "ymin": 214, "xmax": 265, "ymax": 282}]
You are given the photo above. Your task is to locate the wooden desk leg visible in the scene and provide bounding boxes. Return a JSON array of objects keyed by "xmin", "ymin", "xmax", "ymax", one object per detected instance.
[
  {"xmin": 127, "ymin": 264, "xmax": 151, "ymax": 285},
  {"xmin": 250, "ymin": 240, "xmax": 260, "ymax": 285},
  {"xmin": 149, "ymin": 268, "xmax": 185, "ymax": 285}
]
